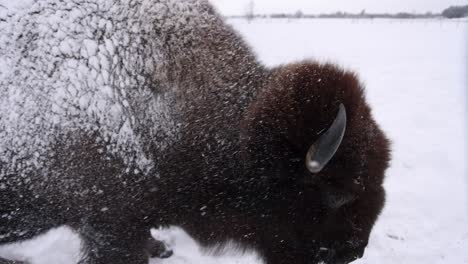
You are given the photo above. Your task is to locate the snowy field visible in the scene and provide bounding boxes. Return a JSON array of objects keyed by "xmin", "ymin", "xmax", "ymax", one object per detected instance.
[{"xmin": 1, "ymin": 6, "xmax": 467, "ymax": 264}]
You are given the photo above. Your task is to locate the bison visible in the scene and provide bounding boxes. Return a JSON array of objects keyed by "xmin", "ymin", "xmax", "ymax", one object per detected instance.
[{"xmin": 0, "ymin": 0, "xmax": 390, "ymax": 264}]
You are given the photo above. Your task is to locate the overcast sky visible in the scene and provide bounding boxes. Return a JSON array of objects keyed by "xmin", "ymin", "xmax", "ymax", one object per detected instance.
[{"xmin": 209, "ymin": 0, "xmax": 468, "ymax": 15}]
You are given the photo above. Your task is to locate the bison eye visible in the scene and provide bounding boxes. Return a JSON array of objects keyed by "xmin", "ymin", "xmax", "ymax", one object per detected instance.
[{"xmin": 323, "ymin": 187, "xmax": 356, "ymax": 209}]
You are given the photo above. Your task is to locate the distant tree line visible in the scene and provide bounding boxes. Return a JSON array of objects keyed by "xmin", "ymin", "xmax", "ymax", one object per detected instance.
[
  {"xmin": 230, "ymin": 5, "xmax": 468, "ymax": 20},
  {"xmin": 442, "ymin": 5, "xmax": 468, "ymax": 18},
  {"xmin": 229, "ymin": 12, "xmax": 441, "ymax": 20}
]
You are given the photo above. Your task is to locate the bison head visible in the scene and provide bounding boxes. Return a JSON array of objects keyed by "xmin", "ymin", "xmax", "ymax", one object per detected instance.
[{"xmin": 240, "ymin": 61, "xmax": 390, "ymax": 264}]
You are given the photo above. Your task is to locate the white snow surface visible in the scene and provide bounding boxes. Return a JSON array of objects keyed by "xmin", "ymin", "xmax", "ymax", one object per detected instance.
[
  {"xmin": 0, "ymin": 226, "xmax": 263, "ymax": 264},
  {"xmin": 0, "ymin": 2, "xmax": 467, "ymax": 264}
]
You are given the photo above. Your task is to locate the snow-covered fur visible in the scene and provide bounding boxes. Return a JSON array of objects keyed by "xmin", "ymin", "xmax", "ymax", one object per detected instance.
[{"xmin": 0, "ymin": 1, "xmax": 390, "ymax": 264}]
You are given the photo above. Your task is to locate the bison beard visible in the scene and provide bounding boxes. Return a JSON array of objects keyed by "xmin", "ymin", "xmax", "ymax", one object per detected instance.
[{"xmin": 0, "ymin": 0, "xmax": 390, "ymax": 264}]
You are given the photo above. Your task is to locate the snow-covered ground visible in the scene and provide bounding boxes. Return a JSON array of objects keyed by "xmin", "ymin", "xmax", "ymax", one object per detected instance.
[{"xmin": 1, "ymin": 6, "xmax": 467, "ymax": 264}]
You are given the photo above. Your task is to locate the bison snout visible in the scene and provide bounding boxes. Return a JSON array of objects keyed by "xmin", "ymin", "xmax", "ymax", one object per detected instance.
[{"xmin": 333, "ymin": 242, "xmax": 367, "ymax": 264}]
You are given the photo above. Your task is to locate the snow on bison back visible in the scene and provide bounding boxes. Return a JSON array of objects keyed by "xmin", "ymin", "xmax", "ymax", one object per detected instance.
[{"xmin": 0, "ymin": 0, "xmax": 390, "ymax": 263}]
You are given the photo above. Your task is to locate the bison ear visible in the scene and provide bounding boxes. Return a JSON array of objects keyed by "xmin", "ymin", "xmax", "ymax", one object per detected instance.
[{"xmin": 305, "ymin": 104, "xmax": 347, "ymax": 173}]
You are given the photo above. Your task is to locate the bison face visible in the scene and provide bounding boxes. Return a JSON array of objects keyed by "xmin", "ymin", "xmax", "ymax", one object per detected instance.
[{"xmin": 241, "ymin": 62, "xmax": 390, "ymax": 264}]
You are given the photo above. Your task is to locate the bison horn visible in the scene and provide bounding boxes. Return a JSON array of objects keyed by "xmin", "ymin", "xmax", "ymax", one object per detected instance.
[{"xmin": 305, "ymin": 104, "xmax": 347, "ymax": 173}]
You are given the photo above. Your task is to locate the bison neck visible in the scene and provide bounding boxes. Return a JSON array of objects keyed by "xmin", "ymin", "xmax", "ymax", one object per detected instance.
[{"xmin": 152, "ymin": 130, "xmax": 275, "ymax": 248}]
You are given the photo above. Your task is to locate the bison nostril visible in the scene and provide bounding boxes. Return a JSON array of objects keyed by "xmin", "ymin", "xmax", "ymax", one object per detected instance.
[
  {"xmin": 344, "ymin": 246, "xmax": 366, "ymax": 263},
  {"xmin": 328, "ymin": 242, "xmax": 367, "ymax": 264},
  {"xmin": 356, "ymin": 246, "xmax": 366, "ymax": 258},
  {"xmin": 351, "ymin": 240, "xmax": 367, "ymax": 259}
]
